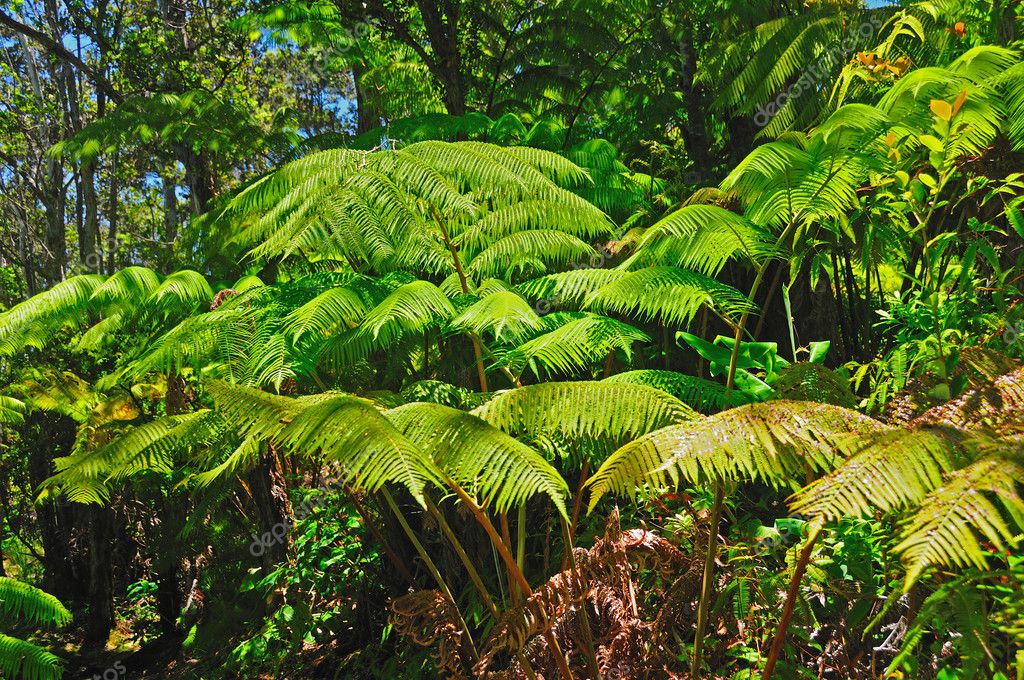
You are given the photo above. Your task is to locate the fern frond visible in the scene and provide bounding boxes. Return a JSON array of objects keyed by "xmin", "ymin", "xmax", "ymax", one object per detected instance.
[
  {"xmin": 0, "ymin": 396, "xmax": 26, "ymax": 425},
  {"xmin": 472, "ymin": 381, "xmax": 696, "ymax": 445},
  {"xmin": 40, "ymin": 411, "xmax": 226, "ymax": 503},
  {"xmin": 789, "ymin": 427, "xmax": 967, "ymax": 520},
  {"xmin": 620, "ymin": 204, "xmax": 766, "ymax": 275},
  {"xmin": 584, "ymin": 266, "xmax": 754, "ymax": 327},
  {"xmin": 517, "ymin": 269, "xmax": 623, "ymax": 307},
  {"xmin": 501, "ymin": 313, "xmax": 650, "ymax": 378},
  {"xmin": 192, "ymin": 435, "xmax": 262, "ymax": 489},
  {"xmin": 602, "ymin": 370, "xmax": 750, "ymax": 414},
  {"xmin": 122, "ymin": 308, "xmax": 250, "ymax": 378},
  {"xmin": 446, "ymin": 290, "xmax": 543, "ymax": 342},
  {"xmin": 0, "ymin": 275, "xmax": 104, "ymax": 354},
  {"xmin": 0, "ymin": 578, "xmax": 71, "ymax": 628},
  {"xmin": 385, "ymin": 402, "xmax": 569, "ymax": 517},
  {"xmin": 358, "ymin": 280, "xmax": 455, "ymax": 344},
  {"xmin": 148, "ymin": 270, "xmax": 214, "ymax": 313},
  {"xmin": 284, "ymin": 284, "xmax": 370, "ymax": 341},
  {"xmin": 895, "ymin": 447, "xmax": 1024, "ymax": 586},
  {"xmin": 90, "ymin": 266, "xmax": 161, "ymax": 309},
  {"xmin": 722, "ymin": 138, "xmax": 866, "ymax": 230},
  {"xmin": 589, "ymin": 401, "xmax": 887, "ymax": 512},
  {"xmin": 206, "ymin": 381, "xmax": 443, "ymax": 503},
  {"xmin": 0, "ymin": 633, "xmax": 65, "ymax": 680},
  {"xmin": 467, "ymin": 230, "xmax": 599, "ymax": 280}
]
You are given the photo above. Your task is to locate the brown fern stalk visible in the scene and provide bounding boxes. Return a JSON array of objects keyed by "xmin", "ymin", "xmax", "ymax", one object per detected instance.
[
  {"xmin": 447, "ymin": 480, "xmax": 577, "ymax": 680},
  {"xmin": 691, "ymin": 481, "xmax": 724, "ymax": 678},
  {"xmin": 425, "ymin": 496, "xmax": 542, "ymax": 680},
  {"xmin": 762, "ymin": 520, "xmax": 824, "ymax": 679},
  {"xmin": 560, "ymin": 516, "xmax": 602, "ymax": 678},
  {"xmin": 431, "ymin": 204, "xmax": 489, "ymax": 392},
  {"xmin": 381, "ymin": 488, "xmax": 480, "ymax": 668}
]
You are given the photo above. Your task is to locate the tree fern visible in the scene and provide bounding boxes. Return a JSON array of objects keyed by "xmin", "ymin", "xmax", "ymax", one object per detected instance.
[
  {"xmin": 499, "ymin": 313, "xmax": 650, "ymax": 378},
  {"xmin": 385, "ymin": 402, "xmax": 569, "ymax": 517},
  {"xmin": 206, "ymin": 141, "xmax": 611, "ymax": 286},
  {"xmin": 472, "ymin": 380, "xmax": 697, "ymax": 445},
  {"xmin": 588, "ymin": 401, "xmax": 887, "ymax": 512},
  {"xmin": 721, "ymin": 130, "xmax": 874, "ymax": 233},
  {"xmin": 517, "ymin": 268, "xmax": 623, "ymax": 307},
  {"xmin": 0, "ymin": 578, "xmax": 70, "ymax": 680},
  {"xmin": 703, "ymin": 6, "xmax": 887, "ymax": 135},
  {"xmin": 465, "ymin": 230, "xmax": 601, "ymax": 281},
  {"xmin": 206, "ymin": 381, "xmax": 443, "ymax": 503}
]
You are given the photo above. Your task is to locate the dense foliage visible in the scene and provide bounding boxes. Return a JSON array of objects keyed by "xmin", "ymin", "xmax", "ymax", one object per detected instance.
[{"xmin": 1, "ymin": 0, "xmax": 1023, "ymax": 677}]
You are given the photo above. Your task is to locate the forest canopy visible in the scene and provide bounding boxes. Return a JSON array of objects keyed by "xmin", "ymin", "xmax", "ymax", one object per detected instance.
[{"xmin": 0, "ymin": 0, "xmax": 1023, "ymax": 678}]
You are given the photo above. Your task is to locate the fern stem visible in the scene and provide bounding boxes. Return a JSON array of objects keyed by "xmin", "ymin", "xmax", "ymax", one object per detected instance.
[
  {"xmin": 346, "ymin": 483, "xmax": 416, "ymax": 587},
  {"xmin": 501, "ymin": 512, "xmax": 520, "ymax": 604},
  {"xmin": 691, "ymin": 481, "xmax": 724, "ymax": 678},
  {"xmin": 560, "ymin": 516, "xmax": 602, "ymax": 679},
  {"xmin": 566, "ymin": 459, "xmax": 590, "ymax": 556},
  {"xmin": 431, "ymin": 205, "xmax": 491, "ymax": 392},
  {"xmin": 381, "ymin": 488, "xmax": 480, "ymax": 667},
  {"xmin": 762, "ymin": 521, "xmax": 823, "ymax": 680},
  {"xmin": 425, "ymin": 496, "xmax": 498, "ymax": 614},
  {"xmin": 425, "ymin": 497, "xmax": 543, "ymax": 680},
  {"xmin": 517, "ymin": 503, "xmax": 527, "ymax": 581},
  {"xmin": 447, "ymin": 481, "xmax": 576, "ymax": 680}
]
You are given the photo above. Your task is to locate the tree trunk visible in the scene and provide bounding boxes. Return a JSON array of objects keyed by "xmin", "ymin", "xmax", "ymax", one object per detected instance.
[
  {"xmin": 353, "ymin": 64, "xmax": 381, "ymax": 134},
  {"xmin": 154, "ymin": 370, "xmax": 189, "ymax": 636},
  {"xmin": 161, "ymin": 170, "xmax": 178, "ymax": 272},
  {"xmin": 416, "ymin": 0, "xmax": 466, "ymax": 116},
  {"xmin": 182, "ymin": 146, "xmax": 214, "ymax": 216},
  {"xmin": 18, "ymin": 33, "xmax": 66, "ymax": 286},
  {"xmin": 679, "ymin": 28, "xmax": 711, "ymax": 173},
  {"xmin": 248, "ymin": 443, "xmax": 292, "ymax": 575},
  {"xmin": 26, "ymin": 411, "xmax": 81, "ymax": 601},
  {"xmin": 80, "ymin": 158, "xmax": 100, "ymax": 271},
  {"xmin": 84, "ymin": 504, "xmax": 115, "ymax": 647},
  {"xmin": 105, "ymin": 151, "xmax": 120, "ymax": 274}
]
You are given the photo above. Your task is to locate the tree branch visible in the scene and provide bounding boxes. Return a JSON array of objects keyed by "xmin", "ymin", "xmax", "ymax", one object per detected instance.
[{"xmin": 0, "ymin": 8, "xmax": 123, "ymax": 104}]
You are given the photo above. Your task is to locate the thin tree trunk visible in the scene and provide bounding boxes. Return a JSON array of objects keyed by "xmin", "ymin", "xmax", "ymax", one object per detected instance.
[
  {"xmin": 679, "ymin": 28, "xmax": 711, "ymax": 172},
  {"xmin": 84, "ymin": 504, "xmax": 115, "ymax": 646},
  {"xmin": 105, "ymin": 151, "xmax": 120, "ymax": 274},
  {"xmin": 155, "ymin": 369, "xmax": 187, "ymax": 636},
  {"xmin": 26, "ymin": 412, "xmax": 81, "ymax": 601},
  {"xmin": 80, "ymin": 158, "xmax": 100, "ymax": 271}
]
